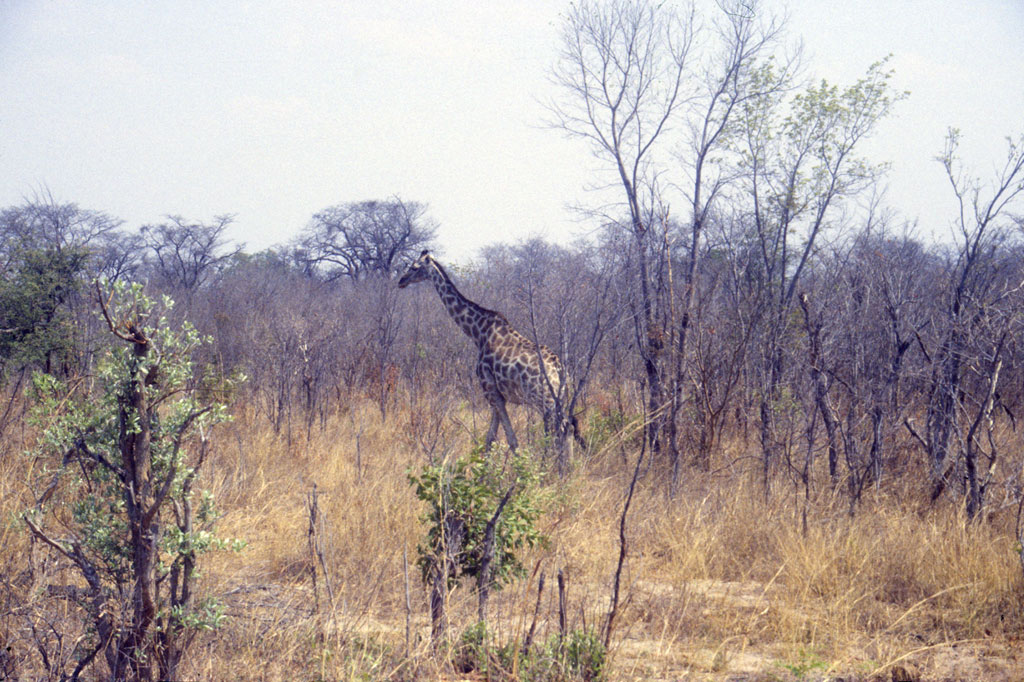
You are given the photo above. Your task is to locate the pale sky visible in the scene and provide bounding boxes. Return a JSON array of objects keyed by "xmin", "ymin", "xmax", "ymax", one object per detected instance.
[{"xmin": 2, "ymin": 1, "xmax": 1022, "ymax": 262}]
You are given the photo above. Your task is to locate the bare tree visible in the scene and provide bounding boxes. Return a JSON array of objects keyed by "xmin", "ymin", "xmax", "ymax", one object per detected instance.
[
  {"xmin": 685, "ymin": 220, "xmax": 759, "ymax": 471},
  {"xmin": 808, "ymin": 223, "xmax": 928, "ymax": 511},
  {"xmin": 296, "ymin": 198, "xmax": 437, "ymax": 280},
  {"xmin": 0, "ymin": 192, "xmax": 122, "ymax": 264},
  {"xmin": 94, "ymin": 229, "xmax": 146, "ymax": 283},
  {"xmin": 140, "ymin": 215, "xmax": 241, "ymax": 292},
  {"xmin": 911, "ymin": 129, "xmax": 1024, "ymax": 517},
  {"xmin": 666, "ymin": 0, "xmax": 795, "ymax": 478},
  {"xmin": 549, "ymin": 0, "xmax": 695, "ymax": 455}
]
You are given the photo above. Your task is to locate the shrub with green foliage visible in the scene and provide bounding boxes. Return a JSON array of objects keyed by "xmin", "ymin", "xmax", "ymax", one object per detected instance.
[
  {"xmin": 23, "ymin": 280, "xmax": 243, "ymax": 682},
  {"xmin": 454, "ymin": 622, "xmax": 607, "ymax": 682},
  {"xmin": 409, "ymin": 447, "xmax": 546, "ymax": 589},
  {"xmin": 409, "ymin": 446, "xmax": 547, "ymax": 642}
]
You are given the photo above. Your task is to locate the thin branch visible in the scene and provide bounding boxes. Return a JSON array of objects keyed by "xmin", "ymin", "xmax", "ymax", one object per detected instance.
[{"xmin": 604, "ymin": 422, "xmax": 646, "ymax": 649}]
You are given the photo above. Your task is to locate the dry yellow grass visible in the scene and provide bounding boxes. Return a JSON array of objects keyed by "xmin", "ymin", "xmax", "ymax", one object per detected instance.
[{"xmin": 3, "ymin": 394, "xmax": 1023, "ymax": 681}]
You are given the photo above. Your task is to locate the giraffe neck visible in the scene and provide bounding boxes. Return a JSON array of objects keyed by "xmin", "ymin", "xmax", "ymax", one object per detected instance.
[{"xmin": 427, "ymin": 260, "xmax": 499, "ymax": 346}]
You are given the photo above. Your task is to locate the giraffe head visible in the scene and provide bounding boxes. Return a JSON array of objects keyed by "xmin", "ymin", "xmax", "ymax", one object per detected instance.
[{"xmin": 397, "ymin": 250, "xmax": 434, "ymax": 288}]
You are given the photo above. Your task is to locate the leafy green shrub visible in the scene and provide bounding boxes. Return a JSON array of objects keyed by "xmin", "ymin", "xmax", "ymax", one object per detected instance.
[
  {"xmin": 453, "ymin": 623, "xmax": 607, "ymax": 682},
  {"xmin": 561, "ymin": 628, "xmax": 606, "ymax": 681},
  {"xmin": 409, "ymin": 447, "xmax": 546, "ymax": 590},
  {"xmin": 23, "ymin": 280, "xmax": 243, "ymax": 682},
  {"xmin": 409, "ymin": 446, "xmax": 548, "ymax": 646},
  {"xmin": 453, "ymin": 621, "xmax": 493, "ymax": 675}
]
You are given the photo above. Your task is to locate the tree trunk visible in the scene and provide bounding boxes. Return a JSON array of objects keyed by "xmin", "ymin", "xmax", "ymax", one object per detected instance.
[
  {"xmin": 430, "ymin": 515, "xmax": 464, "ymax": 646},
  {"xmin": 116, "ymin": 337, "xmax": 158, "ymax": 682},
  {"xmin": 966, "ymin": 354, "xmax": 1002, "ymax": 519},
  {"xmin": 799, "ymin": 294, "xmax": 840, "ymax": 485}
]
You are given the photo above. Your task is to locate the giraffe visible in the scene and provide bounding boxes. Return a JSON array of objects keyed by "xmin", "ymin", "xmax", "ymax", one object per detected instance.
[{"xmin": 398, "ymin": 250, "xmax": 584, "ymax": 452}]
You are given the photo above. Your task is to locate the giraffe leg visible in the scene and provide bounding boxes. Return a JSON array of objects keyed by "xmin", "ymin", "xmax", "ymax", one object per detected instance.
[
  {"xmin": 482, "ymin": 387, "xmax": 518, "ymax": 451},
  {"xmin": 495, "ymin": 398, "xmax": 518, "ymax": 451},
  {"xmin": 479, "ymin": 362, "xmax": 518, "ymax": 452},
  {"xmin": 485, "ymin": 410, "xmax": 501, "ymax": 450}
]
